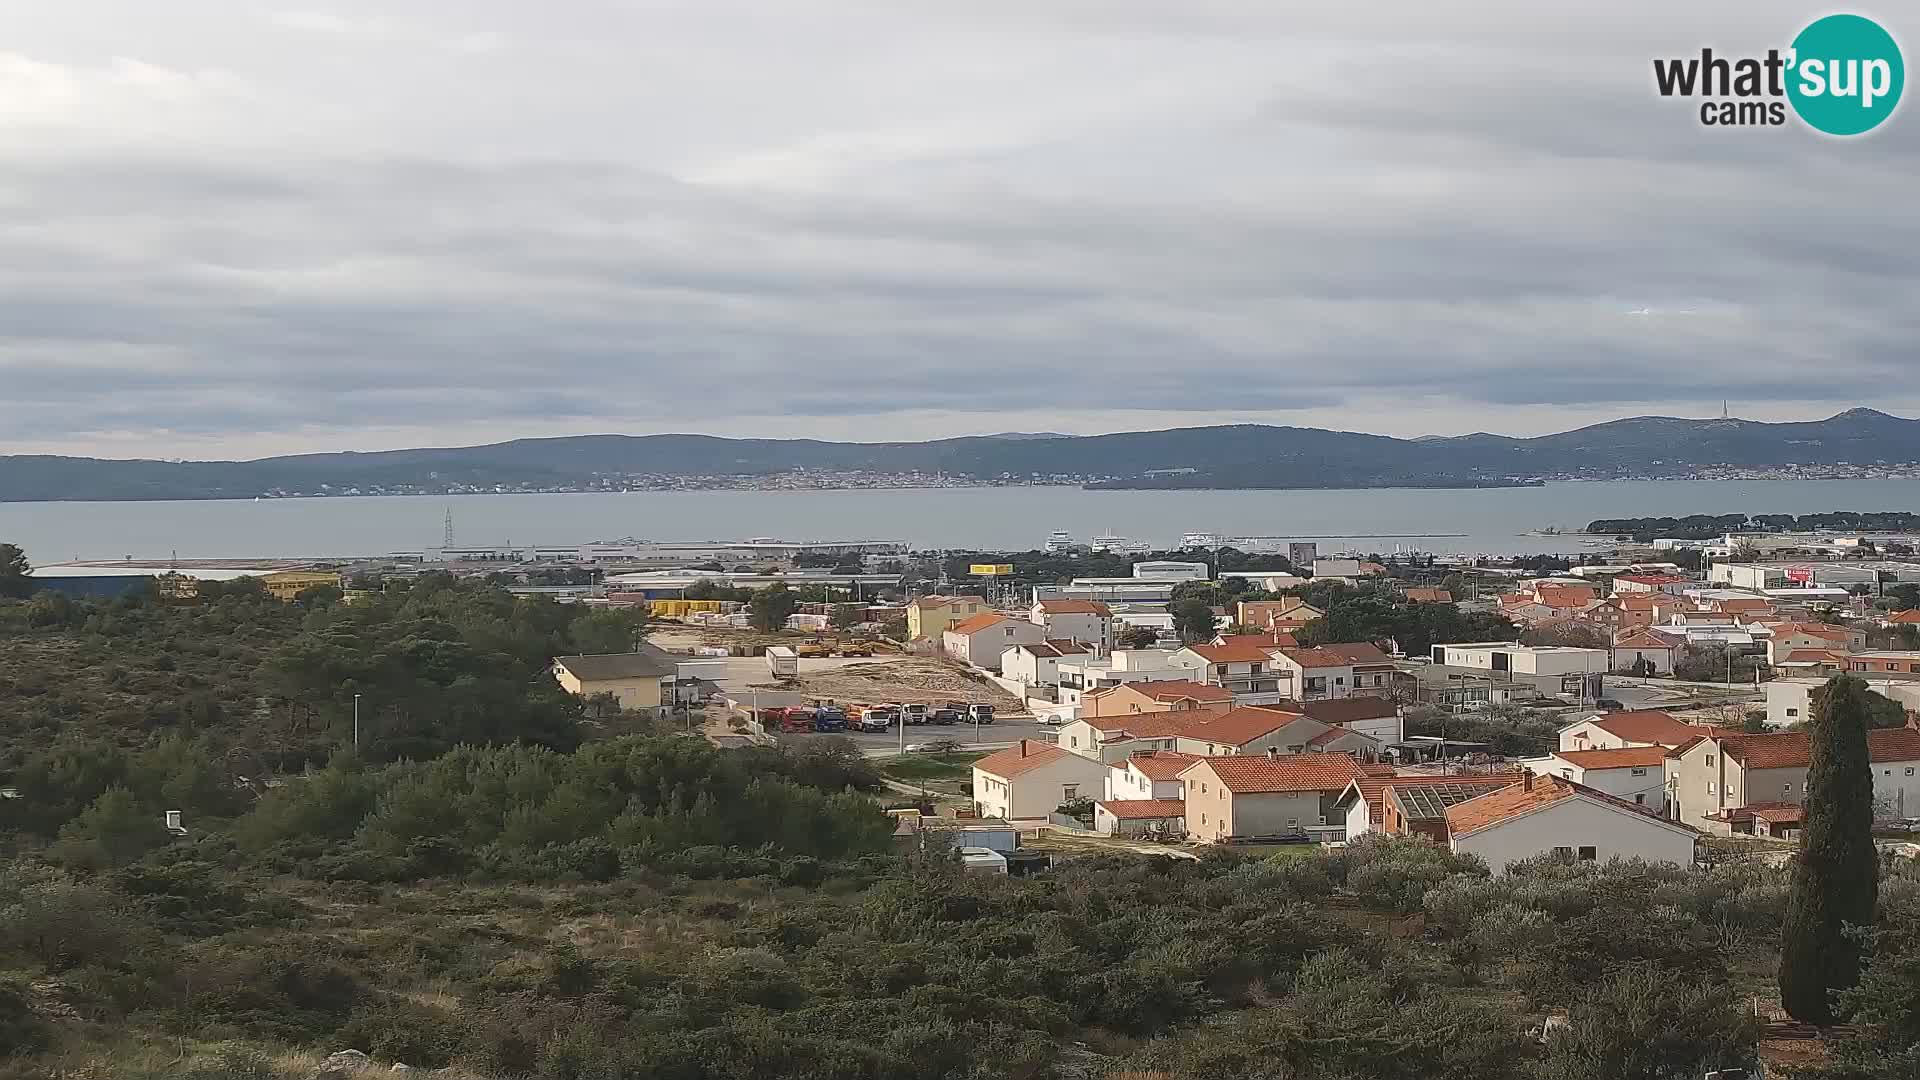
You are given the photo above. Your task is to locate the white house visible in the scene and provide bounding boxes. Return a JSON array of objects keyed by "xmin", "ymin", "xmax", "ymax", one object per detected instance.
[
  {"xmin": 943, "ymin": 613, "xmax": 1046, "ymax": 671},
  {"xmin": 1055, "ymin": 649, "xmax": 1189, "ymax": 705},
  {"xmin": 971, "ymin": 740, "xmax": 1113, "ymax": 820},
  {"xmin": 1170, "ymin": 641, "xmax": 1291, "ymax": 702},
  {"xmin": 1557, "ymin": 709, "xmax": 1724, "ymax": 753},
  {"xmin": 1266, "ymin": 643, "xmax": 1397, "ymax": 700},
  {"xmin": 1030, "ymin": 599, "xmax": 1115, "ymax": 652},
  {"xmin": 1442, "ymin": 774, "xmax": 1698, "ymax": 870},
  {"xmin": 1001, "ymin": 640, "xmax": 1092, "ymax": 688},
  {"xmin": 1180, "ymin": 754, "xmax": 1368, "ymax": 842},
  {"xmin": 1298, "ymin": 696, "xmax": 1405, "ymax": 744},
  {"xmin": 1103, "ymin": 750, "xmax": 1200, "ymax": 802},
  {"xmin": 1335, "ymin": 773, "xmax": 1518, "ymax": 841},
  {"xmin": 1767, "ymin": 676, "xmax": 1920, "ymax": 729},
  {"xmin": 1609, "ymin": 629, "xmax": 1681, "ymax": 675},
  {"xmin": 1092, "ymin": 798, "xmax": 1188, "ymax": 837},
  {"xmin": 1522, "ymin": 746, "xmax": 1670, "ymax": 814}
]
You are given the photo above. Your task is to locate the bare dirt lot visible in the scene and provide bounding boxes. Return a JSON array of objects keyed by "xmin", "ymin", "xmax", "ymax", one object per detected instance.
[{"xmin": 795, "ymin": 658, "xmax": 1024, "ymax": 713}]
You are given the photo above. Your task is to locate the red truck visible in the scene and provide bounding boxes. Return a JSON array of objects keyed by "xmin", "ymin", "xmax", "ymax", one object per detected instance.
[{"xmin": 758, "ymin": 707, "xmax": 815, "ymax": 733}]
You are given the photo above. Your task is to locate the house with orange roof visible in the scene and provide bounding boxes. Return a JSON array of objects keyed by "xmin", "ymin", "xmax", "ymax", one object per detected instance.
[
  {"xmin": 1211, "ymin": 631, "xmax": 1300, "ymax": 650},
  {"xmin": 1524, "ymin": 745, "xmax": 1671, "ymax": 814},
  {"xmin": 1766, "ymin": 621, "xmax": 1865, "ymax": 665},
  {"xmin": 1029, "ymin": 598, "xmax": 1114, "ymax": 652},
  {"xmin": 1092, "ymin": 797, "xmax": 1188, "ymax": 838},
  {"xmin": 1610, "ymin": 627, "xmax": 1682, "ymax": 675},
  {"xmin": 942, "ymin": 612, "xmax": 1045, "ymax": 671},
  {"xmin": 1236, "ymin": 598, "xmax": 1324, "ymax": 632},
  {"xmin": 1079, "ymin": 679, "xmax": 1235, "ymax": 719},
  {"xmin": 1665, "ymin": 725, "xmax": 1920, "ymax": 830},
  {"xmin": 1168, "ymin": 640, "xmax": 1291, "ymax": 701},
  {"xmin": 906, "ymin": 594, "xmax": 989, "ymax": 640},
  {"xmin": 1267, "ymin": 642, "xmax": 1398, "ymax": 700},
  {"xmin": 1104, "ymin": 750, "xmax": 1202, "ymax": 802},
  {"xmin": 1001, "ymin": 639, "xmax": 1092, "ymax": 688},
  {"xmin": 1882, "ymin": 608, "xmax": 1920, "ymax": 630},
  {"xmin": 1180, "ymin": 753, "xmax": 1367, "ymax": 842},
  {"xmin": 1403, "ymin": 588, "xmax": 1453, "ymax": 604},
  {"xmin": 1442, "ymin": 773, "xmax": 1698, "ymax": 869},
  {"xmin": 1334, "ymin": 772, "xmax": 1519, "ymax": 841},
  {"xmin": 1173, "ymin": 706, "xmax": 1381, "ymax": 760},
  {"xmin": 971, "ymin": 740, "xmax": 1111, "ymax": 820},
  {"xmin": 1557, "ymin": 709, "xmax": 1727, "ymax": 753}
]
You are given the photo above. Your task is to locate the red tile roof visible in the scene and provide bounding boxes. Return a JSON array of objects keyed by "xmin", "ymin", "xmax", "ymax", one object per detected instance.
[
  {"xmin": 1128, "ymin": 680, "xmax": 1234, "ymax": 703},
  {"xmin": 1083, "ymin": 714, "xmax": 1203, "ymax": 738},
  {"xmin": 1186, "ymin": 753, "xmax": 1365, "ymax": 794},
  {"xmin": 1310, "ymin": 642, "xmax": 1396, "ymax": 665},
  {"xmin": 1551, "ymin": 746, "xmax": 1670, "ymax": 769},
  {"xmin": 1444, "ymin": 773, "xmax": 1687, "ymax": 838},
  {"xmin": 1185, "ymin": 707, "xmax": 1308, "ymax": 747},
  {"xmin": 1096, "ymin": 798, "xmax": 1187, "ymax": 820},
  {"xmin": 948, "ymin": 613, "xmax": 1009, "ymax": 635},
  {"xmin": 1682, "ymin": 728, "xmax": 1920, "ymax": 770},
  {"xmin": 1612, "ymin": 629, "xmax": 1679, "ymax": 650},
  {"xmin": 1018, "ymin": 639, "xmax": 1091, "ymax": 659},
  {"xmin": 1037, "ymin": 599, "xmax": 1112, "ymax": 616},
  {"xmin": 1215, "ymin": 633, "xmax": 1300, "ymax": 650},
  {"xmin": 1779, "ymin": 649, "xmax": 1849, "ymax": 665},
  {"xmin": 1187, "ymin": 641, "xmax": 1282, "ymax": 664},
  {"xmin": 972, "ymin": 740, "xmax": 1076, "ymax": 780},
  {"xmin": 1579, "ymin": 710, "xmax": 1713, "ymax": 747},
  {"xmin": 1888, "ymin": 610, "xmax": 1920, "ymax": 625},
  {"xmin": 1125, "ymin": 750, "xmax": 1202, "ymax": 780},
  {"xmin": 1404, "ymin": 588, "xmax": 1453, "ymax": 603},
  {"xmin": 1278, "ymin": 644, "xmax": 1392, "ymax": 669}
]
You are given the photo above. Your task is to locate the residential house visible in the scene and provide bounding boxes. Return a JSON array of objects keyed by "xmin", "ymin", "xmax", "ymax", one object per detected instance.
[
  {"xmin": 1181, "ymin": 754, "xmax": 1367, "ymax": 842},
  {"xmin": 552, "ymin": 649, "xmax": 678, "ymax": 715},
  {"xmin": 1297, "ymin": 696, "xmax": 1405, "ymax": 743},
  {"xmin": 1558, "ymin": 709, "xmax": 1727, "ymax": 753},
  {"xmin": 907, "ymin": 594, "xmax": 989, "ymax": 640},
  {"xmin": 1031, "ymin": 599, "xmax": 1115, "ymax": 652},
  {"xmin": 1765, "ymin": 622, "xmax": 1865, "ymax": 664},
  {"xmin": 971, "ymin": 740, "xmax": 1112, "ymax": 820},
  {"xmin": 1611, "ymin": 628, "xmax": 1682, "ymax": 674},
  {"xmin": 1335, "ymin": 773, "xmax": 1517, "ymax": 841},
  {"xmin": 1055, "ymin": 649, "xmax": 1191, "ymax": 705},
  {"xmin": 1058, "ymin": 713, "xmax": 1201, "ymax": 763},
  {"xmin": 1237, "ymin": 599, "xmax": 1325, "ymax": 634},
  {"xmin": 1664, "ymin": 726, "xmax": 1920, "ymax": 830},
  {"xmin": 1429, "ymin": 642, "xmax": 1608, "ymax": 701},
  {"xmin": 1444, "ymin": 773, "xmax": 1699, "ymax": 869},
  {"xmin": 1612, "ymin": 573, "xmax": 1692, "ymax": 595},
  {"xmin": 1524, "ymin": 746, "xmax": 1670, "ymax": 813},
  {"xmin": 1079, "ymin": 679, "xmax": 1235, "ymax": 719},
  {"xmin": 1169, "ymin": 641, "xmax": 1291, "ymax": 702},
  {"xmin": 1403, "ymin": 588, "xmax": 1453, "ymax": 604},
  {"xmin": 1092, "ymin": 798, "xmax": 1188, "ymax": 837},
  {"xmin": 943, "ymin": 614, "xmax": 1045, "ymax": 671},
  {"xmin": 1269, "ymin": 642, "xmax": 1397, "ymax": 700},
  {"xmin": 1173, "ymin": 707, "xmax": 1335, "ymax": 758},
  {"xmin": 1846, "ymin": 651, "xmax": 1920, "ymax": 677},
  {"xmin": 1767, "ymin": 675, "xmax": 1920, "ymax": 728},
  {"xmin": 1103, "ymin": 750, "xmax": 1201, "ymax": 802},
  {"xmin": 1773, "ymin": 649, "xmax": 1851, "ymax": 677},
  {"xmin": 1001, "ymin": 640, "xmax": 1091, "ymax": 688},
  {"xmin": 1881, "ymin": 609, "xmax": 1920, "ymax": 631},
  {"xmin": 1212, "ymin": 631, "xmax": 1299, "ymax": 650}
]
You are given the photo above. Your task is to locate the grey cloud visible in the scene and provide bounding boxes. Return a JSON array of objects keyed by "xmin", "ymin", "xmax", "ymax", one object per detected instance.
[{"xmin": 0, "ymin": 1, "xmax": 1915, "ymax": 455}]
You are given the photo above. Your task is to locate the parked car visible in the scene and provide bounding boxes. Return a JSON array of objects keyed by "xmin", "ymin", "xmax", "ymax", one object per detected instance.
[{"xmin": 929, "ymin": 708, "xmax": 962, "ymax": 726}]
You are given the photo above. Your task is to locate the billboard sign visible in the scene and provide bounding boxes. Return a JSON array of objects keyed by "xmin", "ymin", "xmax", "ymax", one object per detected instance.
[{"xmin": 970, "ymin": 563, "xmax": 1014, "ymax": 577}]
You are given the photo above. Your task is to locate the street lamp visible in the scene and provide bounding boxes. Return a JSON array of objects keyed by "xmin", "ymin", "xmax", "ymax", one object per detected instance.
[{"xmin": 352, "ymin": 693, "xmax": 362, "ymax": 752}]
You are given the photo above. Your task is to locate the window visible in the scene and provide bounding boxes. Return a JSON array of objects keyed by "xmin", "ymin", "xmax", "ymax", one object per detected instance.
[
  {"xmin": 1706, "ymin": 755, "xmax": 1715, "ymax": 766},
  {"xmin": 1784, "ymin": 783, "xmax": 1793, "ymax": 794},
  {"xmin": 1200, "ymin": 813, "xmax": 1207, "ymax": 824},
  {"xmin": 1287, "ymin": 818, "xmax": 1298, "ymax": 829},
  {"xmin": 1251, "ymin": 662, "xmax": 1263, "ymax": 673},
  {"xmin": 1634, "ymin": 794, "xmax": 1646, "ymax": 805},
  {"xmin": 1908, "ymin": 768, "xmax": 1916, "ymax": 777},
  {"xmin": 1063, "ymin": 785, "xmax": 1078, "ymax": 800},
  {"xmin": 1707, "ymin": 782, "xmax": 1716, "ymax": 795},
  {"xmin": 1787, "ymin": 707, "xmax": 1799, "ymax": 716},
  {"xmin": 1578, "ymin": 846, "xmax": 1598, "ymax": 862},
  {"xmin": 1318, "ymin": 815, "xmax": 1327, "ymax": 826},
  {"xmin": 1631, "ymin": 767, "xmax": 1647, "ymax": 776},
  {"xmin": 1553, "ymin": 846, "xmax": 1573, "ymax": 858},
  {"xmin": 1200, "ymin": 782, "xmax": 1207, "ymax": 794},
  {"xmin": 1335, "ymin": 677, "xmax": 1346, "ymax": 685},
  {"xmin": 1069, "ymin": 736, "xmax": 1078, "ymax": 747}
]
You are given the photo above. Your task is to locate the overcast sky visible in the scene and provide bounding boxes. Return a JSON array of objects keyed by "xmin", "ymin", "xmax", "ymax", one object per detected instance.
[{"xmin": 2, "ymin": 1, "xmax": 1915, "ymax": 459}]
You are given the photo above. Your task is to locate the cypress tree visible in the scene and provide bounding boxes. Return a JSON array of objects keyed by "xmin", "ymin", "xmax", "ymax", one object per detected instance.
[{"xmin": 1778, "ymin": 673, "xmax": 1880, "ymax": 1024}]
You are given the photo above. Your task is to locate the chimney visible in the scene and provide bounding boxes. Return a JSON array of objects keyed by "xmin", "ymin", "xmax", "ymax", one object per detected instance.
[
  {"xmin": 1266, "ymin": 746, "xmax": 1280, "ymax": 759},
  {"xmin": 1521, "ymin": 772, "xmax": 1534, "ymax": 791}
]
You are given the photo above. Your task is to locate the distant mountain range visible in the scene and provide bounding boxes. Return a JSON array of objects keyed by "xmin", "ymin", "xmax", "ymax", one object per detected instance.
[{"xmin": 6, "ymin": 409, "xmax": 1920, "ymax": 502}]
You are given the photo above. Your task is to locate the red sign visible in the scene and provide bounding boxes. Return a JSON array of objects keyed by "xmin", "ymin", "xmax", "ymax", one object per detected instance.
[{"xmin": 1786, "ymin": 567, "xmax": 1814, "ymax": 584}]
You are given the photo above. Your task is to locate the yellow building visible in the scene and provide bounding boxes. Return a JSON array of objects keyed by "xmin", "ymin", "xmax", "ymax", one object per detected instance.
[
  {"xmin": 262, "ymin": 570, "xmax": 344, "ymax": 602},
  {"xmin": 552, "ymin": 649, "xmax": 677, "ymax": 715},
  {"xmin": 906, "ymin": 594, "xmax": 991, "ymax": 640}
]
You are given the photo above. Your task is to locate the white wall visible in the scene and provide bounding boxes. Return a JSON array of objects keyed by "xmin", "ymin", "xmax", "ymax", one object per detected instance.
[
  {"xmin": 972, "ymin": 754, "xmax": 1110, "ymax": 819},
  {"xmin": 1532, "ymin": 757, "xmax": 1667, "ymax": 814},
  {"xmin": 1344, "ymin": 795, "xmax": 1375, "ymax": 839},
  {"xmin": 1767, "ymin": 680, "xmax": 1818, "ymax": 728},
  {"xmin": 1559, "ymin": 718, "xmax": 1638, "ymax": 752},
  {"xmin": 1450, "ymin": 795, "xmax": 1696, "ymax": 871}
]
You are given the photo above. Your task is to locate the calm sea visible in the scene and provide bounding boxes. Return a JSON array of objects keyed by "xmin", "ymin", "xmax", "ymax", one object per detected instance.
[{"xmin": 5, "ymin": 479, "xmax": 1920, "ymax": 563}]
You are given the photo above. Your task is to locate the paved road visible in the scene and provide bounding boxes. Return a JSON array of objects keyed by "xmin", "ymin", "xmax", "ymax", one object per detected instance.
[{"xmin": 774, "ymin": 716, "xmax": 1060, "ymax": 756}]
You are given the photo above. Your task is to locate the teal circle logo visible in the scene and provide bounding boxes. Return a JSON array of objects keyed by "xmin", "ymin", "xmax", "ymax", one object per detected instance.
[{"xmin": 1787, "ymin": 14, "xmax": 1904, "ymax": 135}]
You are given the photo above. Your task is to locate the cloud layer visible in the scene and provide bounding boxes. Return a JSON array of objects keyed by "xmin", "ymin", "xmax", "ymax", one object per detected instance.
[{"xmin": 1, "ymin": 0, "xmax": 1916, "ymax": 457}]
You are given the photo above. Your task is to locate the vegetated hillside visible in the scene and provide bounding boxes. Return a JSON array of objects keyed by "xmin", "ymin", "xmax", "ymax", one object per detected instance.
[
  {"xmin": 6, "ymin": 409, "xmax": 1920, "ymax": 500},
  {"xmin": 2, "ymin": 582, "xmax": 1919, "ymax": 1079}
]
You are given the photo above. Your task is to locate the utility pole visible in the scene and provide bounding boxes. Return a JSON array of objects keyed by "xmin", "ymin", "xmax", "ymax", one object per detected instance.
[{"xmin": 352, "ymin": 693, "xmax": 362, "ymax": 752}]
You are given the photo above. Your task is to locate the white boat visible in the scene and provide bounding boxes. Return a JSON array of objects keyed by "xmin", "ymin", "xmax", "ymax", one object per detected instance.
[
  {"xmin": 1043, "ymin": 530, "xmax": 1075, "ymax": 552},
  {"xmin": 1089, "ymin": 533, "xmax": 1147, "ymax": 553},
  {"xmin": 1179, "ymin": 531, "xmax": 1226, "ymax": 549}
]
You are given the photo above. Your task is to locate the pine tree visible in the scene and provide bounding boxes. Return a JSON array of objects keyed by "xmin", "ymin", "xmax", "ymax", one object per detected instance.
[{"xmin": 1779, "ymin": 673, "xmax": 1879, "ymax": 1024}]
